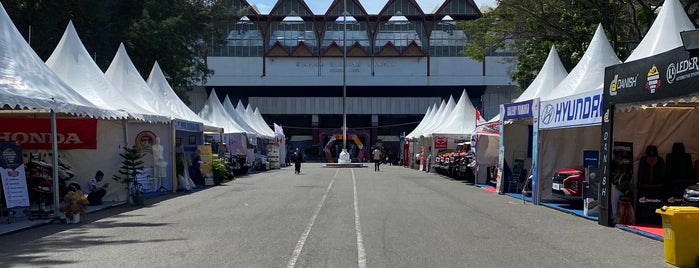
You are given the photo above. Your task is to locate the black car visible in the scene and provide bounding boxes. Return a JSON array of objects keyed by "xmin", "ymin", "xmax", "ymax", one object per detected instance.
[{"xmin": 684, "ymin": 184, "xmax": 699, "ymax": 207}]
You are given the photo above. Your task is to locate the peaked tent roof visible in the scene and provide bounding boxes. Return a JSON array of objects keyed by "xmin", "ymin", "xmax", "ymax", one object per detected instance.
[
  {"xmin": 405, "ymin": 104, "xmax": 435, "ymax": 140},
  {"xmin": 253, "ymin": 108, "xmax": 276, "ymax": 138},
  {"xmin": 544, "ymin": 25, "xmax": 621, "ymax": 101},
  {"xmin": 420, "ymin": 96, "xmax": 456, "ymax": 138},
  {"xmin": 515, "ymin": 46, "xmax": 568, "ymax": 102},
  {"xmin": 46, "ymin": 21, "xmax": 165, "ymax": 122},
  {"xmin": 429, "ymin": 90, "xmax": 479, "ymax": 138},
  {"xmin": 625, "ymin": 0, "xmax": 696, "ymax": 62},
  {"xmin": 105, "ymin": 44, "xmax": 172, "ymax": 123},
  {"xmin": 236, "ymin": 100, "xmax": 273, "ymax": 139},
  {"xmin": 222, "ymin": 95, "xmax": 259, "ymax": 136},
  {"xmin": 407, "ymin": 102, "xmax": 441, "ymax": 140},
  {"xmin": 146, "ymin": 61, "xmax": 222, "ymax": 131},
  {"xmin": 0, "ymin": 4, "xmax": 122, "ymax": 119},
  {"xmin": 198, "ymin": 89, "xmax": 247, "ymax": 134}
]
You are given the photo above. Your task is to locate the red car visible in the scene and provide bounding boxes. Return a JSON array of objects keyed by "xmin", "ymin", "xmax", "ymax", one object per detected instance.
[{"xmin": 551, "ymin": 167, "xmax": 585, "ymax": 200}]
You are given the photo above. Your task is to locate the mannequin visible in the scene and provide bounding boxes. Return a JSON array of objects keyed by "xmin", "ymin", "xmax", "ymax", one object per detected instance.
[{"xmin": 152, "ymin": 137, "xmax": 167, "ymax": 190}]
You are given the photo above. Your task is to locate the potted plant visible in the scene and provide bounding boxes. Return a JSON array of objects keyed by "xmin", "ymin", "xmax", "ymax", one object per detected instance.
[
  {"xmin": 112, "ymin": 146, "xmax": 145, "ymax": 206},
  {"xmin": 60, "ymin": 189, "xmax": 89, "ymax": 223}
]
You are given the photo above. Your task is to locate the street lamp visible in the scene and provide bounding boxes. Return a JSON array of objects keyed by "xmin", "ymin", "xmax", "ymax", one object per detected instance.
[{"xmin": 338, "ymin": 0, "xmax": 351, "ymax": 164}]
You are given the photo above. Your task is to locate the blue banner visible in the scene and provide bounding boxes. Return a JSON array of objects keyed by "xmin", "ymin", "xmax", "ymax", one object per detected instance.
[
  {"xmin": 503, "ymin": 100, "xmax": 534, "ymax": 119},
  {"xmin": 175, "ymin": 120, "xmax": 203, "ymax": 132}
]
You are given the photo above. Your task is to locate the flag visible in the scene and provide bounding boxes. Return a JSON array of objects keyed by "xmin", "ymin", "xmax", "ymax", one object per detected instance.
[
  {"xmin": 475, "ymin": 109, "xmax": 482, "ymax": 121},
  {"xmin": 273, "ymin": 123, "xmax": 284, "ymax": 136}
]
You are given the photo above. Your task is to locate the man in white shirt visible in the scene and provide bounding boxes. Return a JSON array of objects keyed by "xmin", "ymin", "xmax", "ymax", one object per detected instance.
[{"xmin": 85, "ymin": 170, "xmax": 109, "ymax": 205}]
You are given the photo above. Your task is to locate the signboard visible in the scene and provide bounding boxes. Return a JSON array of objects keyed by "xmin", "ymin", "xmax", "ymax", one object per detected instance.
[
  {"xmin": 434, "ymin": 136, "xmax": 448, "ymax": 149},
  {"xmin": 174, "ymin": 120, "xmax": 203, "ymax": 132},
  {"xmin": 197, "ymin": 145, "xmax": 214, "ymax": 186},
  {"xmin": 0, "ymin": 118, "xmax": 97, "ymax": 149},
  {"xmin": 604, "ymin": 46, "xmax": 698, "ymax": 104},
  {"xmin": 503, "ymin": 100, "xmax": 534, "ymax": 120},
  {"xmin": 540, "ymin": 91, "xmax": 603, "ymax": 130},
  {"xmin": 1, "ymin": 142, "xmax": 30, "ymax": 208},
  {"xmin": 583, "ymin": 150, "xmax": 599, "ymax": 168}
]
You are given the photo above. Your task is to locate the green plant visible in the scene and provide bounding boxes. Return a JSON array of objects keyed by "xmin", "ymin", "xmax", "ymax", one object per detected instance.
[
  {"xmin": 112, "ymin": 146, "xmax": 145, "ymax": 205},
  {"xmin": 212, "ymin": 158, "xmax": 233, "ymax": 184}
]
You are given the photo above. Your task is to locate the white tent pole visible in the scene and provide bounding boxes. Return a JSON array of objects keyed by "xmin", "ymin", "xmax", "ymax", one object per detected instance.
[{"xmin": 51, "ymin": 109, "xmax": 60, "ymax": 221}]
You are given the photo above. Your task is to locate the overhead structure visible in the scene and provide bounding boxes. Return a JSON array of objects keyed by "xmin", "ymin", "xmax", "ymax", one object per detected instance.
[
  {"xmin": 222, "ymin": 96, "xmax": 259, "ymax": 137},
  {"xmin": 198, "ymin": 89, "xmax": 248, "ymax": 134},
  {"xmin": 625, "ymin": 0, "xmax": 695, "ymax": 62}
]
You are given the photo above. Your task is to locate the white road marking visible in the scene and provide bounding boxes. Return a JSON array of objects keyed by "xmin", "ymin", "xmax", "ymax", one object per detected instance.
[
  {"xmin": 352, "ymin": 169, "xmax": 367, "ymax": 268},
  {"xmin": 287, "ymin": 169, "xmax": 339, "ymax": 268}
]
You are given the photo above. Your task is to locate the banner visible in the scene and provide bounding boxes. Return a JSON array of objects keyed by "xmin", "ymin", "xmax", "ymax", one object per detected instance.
[
  {"xmin": 434, "ymin": 136, "xmax": 448, "ymax": 149},
  {"xmin": 0, "ymin": 118, "xmax": 97, "ymax": 149},
  {"xmin": 198, "ymin": 145, "xmax": 214, "ymax": 186},
  {"xmin": 1, "ymin": 142, "xmax": 30, "ymax": 208},
  {"xmin": 503, "ymin": 100, "xmax": 534, "ymax": 120},
  {"xmin": 540, "ymin": 91, "xmax": 603, "ymax": 130}
]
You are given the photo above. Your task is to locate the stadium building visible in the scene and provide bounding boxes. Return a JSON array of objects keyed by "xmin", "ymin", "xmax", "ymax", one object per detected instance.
[{"xmin": 191, "ymin": 0, "xmax": 518, "ymax": 160}]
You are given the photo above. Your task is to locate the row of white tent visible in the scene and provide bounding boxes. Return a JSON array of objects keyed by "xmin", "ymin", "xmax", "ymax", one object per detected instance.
[
  {"xmin": 0, "ymin": 1, "xmax": 278, "ymax": 209},
  {"xmin": 403, "ymin": 0, "xmax": 696, "ymax": 209}
]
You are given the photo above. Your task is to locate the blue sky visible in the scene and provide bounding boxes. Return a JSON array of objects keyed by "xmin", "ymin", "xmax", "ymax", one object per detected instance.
[{"xmin": 245, "ymin": 0, "xmax": 497, "ymax": 15}]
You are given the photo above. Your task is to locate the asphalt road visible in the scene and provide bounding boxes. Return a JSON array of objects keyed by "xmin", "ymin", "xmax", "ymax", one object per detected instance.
[{"xmin": 0, "ymin": 163, "xmax": 671, "ymax": 268}]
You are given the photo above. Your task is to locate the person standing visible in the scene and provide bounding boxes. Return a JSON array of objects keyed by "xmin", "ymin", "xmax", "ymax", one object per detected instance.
[
  {"xmin": 372, "ymin": 147, "xmax": 383, "ymax": 172},
  {"xmin": 85, "ymin": 170, "xmax": 109, "ymax": 206},
  {"xmin": 293, "ymin": 148, "xmax": 303, "ymax": 174}
]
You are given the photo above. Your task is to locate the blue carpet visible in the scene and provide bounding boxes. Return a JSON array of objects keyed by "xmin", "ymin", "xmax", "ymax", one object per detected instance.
[
  {"xmin": 505, "ymin": 193, "xmax": 533, "ymax": 203},
  {"xmin": 541, "ymin": 200, "xmax": 597, "ymax": 221}
]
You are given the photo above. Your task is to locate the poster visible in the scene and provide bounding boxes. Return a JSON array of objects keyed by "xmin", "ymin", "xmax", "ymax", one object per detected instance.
[
  {"xmin": 1, "ymin": 142, "xmax": 30, "ymax": 208},
  {"xmin": 198, "ymin": 145, "xmax": 214, "ymax": 186}
]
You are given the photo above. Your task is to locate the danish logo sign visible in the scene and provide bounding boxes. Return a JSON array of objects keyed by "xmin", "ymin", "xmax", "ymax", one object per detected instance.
[{"xmin": 609, "ymin": 73, "xmax": 638, "ymax": 96}]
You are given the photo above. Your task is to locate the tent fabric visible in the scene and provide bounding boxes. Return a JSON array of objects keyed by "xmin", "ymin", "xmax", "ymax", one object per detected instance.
[
  {"xmin": 222, "ymin": 96, "xmax": 260, "ymax": 137},
  {"xmin": 237, "ymin": 100, "xmax": 274, "ymax": 139},
  {"xmin": 146, "ymin": 61, "xmax": 222, "ymax": 131},
  {"xmin": 198, "ymin": 89, "xmax": 247, "ymax": 134},
  {"xmin": 46, "ymin": 21, "xmax": 165, "ymax": 122},
  {"xmin": 104, "ymin": 44, "xmax": 172, "ymax": 123},
  {"xmin": 515, "ymin": 46, "xmax": 569, "ymax": 102},
  {"xmin": 428, "ymin": 90, "xmax": 479, "ymax": 139},
  {"xmin": 625, "ymin": 0, "xmax": 695, "ymax": 63},
  {"xmin": 0, "ymin": 5, "xmax": 121, "ymax": 119},
  {"xmin": 252, "ymin": 107, "xmax": 276, "ymax": 139},
  {"xmin": 406, "ymin": 103, "xmax": 437, "ymax": 140},
  {"xmin": 419, "ymin": 96, "xmax": 456, "ymax": 138},
  {"xmin": 544, "ymin": 25, "xmax": 621, "ymax": 101}
]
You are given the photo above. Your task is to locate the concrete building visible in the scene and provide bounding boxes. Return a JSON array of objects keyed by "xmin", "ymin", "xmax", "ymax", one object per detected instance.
[{"xmin": 192, "ymin": 0, "xmax": 518, "ymax": 160}]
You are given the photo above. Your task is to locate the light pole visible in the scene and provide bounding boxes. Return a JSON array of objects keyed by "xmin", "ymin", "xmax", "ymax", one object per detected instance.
[
  {"xmin": 342, "ymin": 0, "xmax": 347, "ymax": 151},
  {"xmin": 338, "ymin": 0, "xmax": 350, "ymax": 163}
]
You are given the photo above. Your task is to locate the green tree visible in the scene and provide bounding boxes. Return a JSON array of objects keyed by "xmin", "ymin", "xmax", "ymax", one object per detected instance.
[
  {"xmin": 3, "ymin": 0, "xmax": 237, "ymax": 104},
  {"xmin": 460, "ymin": 0, "xmax": 699, "ymax": 92}
]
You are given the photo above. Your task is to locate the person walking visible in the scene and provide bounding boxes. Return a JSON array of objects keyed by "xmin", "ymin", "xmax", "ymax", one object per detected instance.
[
  {"xmin": 372, "ymin": 147, "xmax": 383, "ymax": 172},
  {"xmin": 293, "ymin": 148, "xmax": 303, "ymax": 174}
]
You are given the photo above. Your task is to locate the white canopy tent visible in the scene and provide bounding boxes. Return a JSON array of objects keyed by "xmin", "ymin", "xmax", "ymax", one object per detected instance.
[
  {"xmin": 198, "ymin": 90, "xmax": 249, "ymax": 155},
  {"xmin": 493, "ymin": 45, "xmax": 569, "ymax": 190},
  {"xmin": 147, "ymin": 61, "xmax": 223, "ymax": 133},
  {"xmin": 45, "ymin": 21, "xmax": 170, "ymax": 202},
  {"xmin": 105, "ymin": 44, "xmax": 182, "ymax": 194},
  {"xmin": 0, "ymin": 3, "xmax": 125, "ymax": 214},
  {"xmin": 222, "ymin": 96, "xmax": 259, "ymax": 138},
  {"xmin": 624, "ymin": 0, "xmax": 695, "ymax": 63},
  {"xmin": 534, "ymin": 25, "xmax": 621, "ymax": 204},
  {"xmin": 404, "ymin": 104, "xmax": 435, "ymax": 140}
]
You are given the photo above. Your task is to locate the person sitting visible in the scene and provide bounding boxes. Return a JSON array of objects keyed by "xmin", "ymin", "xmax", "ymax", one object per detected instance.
[{"xmin": 85, "ymin": 170, "xmax": 109, "ymax": 206}]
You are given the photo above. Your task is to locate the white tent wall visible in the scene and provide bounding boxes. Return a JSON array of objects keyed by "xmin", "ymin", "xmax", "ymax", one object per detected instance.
[
  {"xmin": 614, "ymin": 108, "xmax": 699, "ymax": 182},
  {"xmin": 474, "ymin": 135, "xmax": 499, "ymax": 184},
  {"xmin": 127, "ymin": 122, "xmax": 173, "ymax": 193},
  {"xmin": 59, "ymin": 120, "xmax": 126, "ymax": 202},
  {"xmin": 538, "ymin": 125, "xmax": 601, "ymax": 199}
]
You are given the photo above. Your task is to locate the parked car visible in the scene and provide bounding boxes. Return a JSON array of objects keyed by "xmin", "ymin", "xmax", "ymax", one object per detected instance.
[
  {"xmin": 683, "ymin": 184, "xmax": 699, "ymax": 207},
  {"xmin": 551, "ymin": 167, "xmax": 585, "ymax": 200}
]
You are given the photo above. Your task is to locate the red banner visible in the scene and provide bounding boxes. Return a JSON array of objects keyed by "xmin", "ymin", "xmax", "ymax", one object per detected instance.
[
  {"xmin": 434, "ymin": 136, "xmax": 448, "ymax": 149},
  {"xmin": 0, "ymin": 118, "xmax": 98, "ymax": 150}
]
